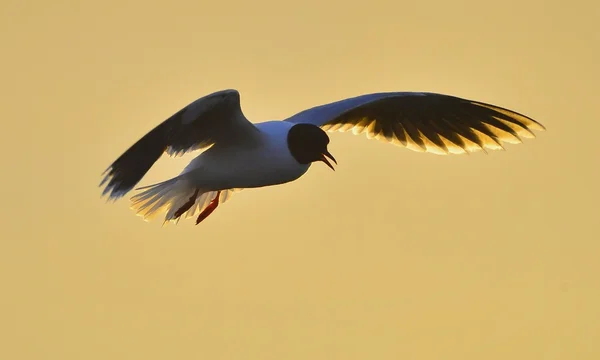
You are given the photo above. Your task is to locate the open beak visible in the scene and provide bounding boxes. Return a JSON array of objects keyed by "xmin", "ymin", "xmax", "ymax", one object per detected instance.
[{"xmin": 320, "ymin": 151, "xmax": 337, "ymax": 171}]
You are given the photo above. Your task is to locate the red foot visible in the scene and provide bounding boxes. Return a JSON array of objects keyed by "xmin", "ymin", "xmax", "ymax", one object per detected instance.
[{"xmin": 195, "ymin": 191, "xmax": 221, "ymax": 225}]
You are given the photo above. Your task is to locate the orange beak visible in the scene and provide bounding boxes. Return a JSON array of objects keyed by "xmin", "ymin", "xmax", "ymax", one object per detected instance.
[{"xmin": 320, "ymin": 151, "xmax": 337, "ymax": 171}]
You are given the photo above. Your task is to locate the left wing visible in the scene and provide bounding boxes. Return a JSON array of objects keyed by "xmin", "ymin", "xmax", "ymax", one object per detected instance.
[
  {"xmin": 284, "ymin": 92, "xmax": 545, "ymax": 154},
  {"xmin": 100, "ymin": 89, "xmax": 259, "ymax": 200}
]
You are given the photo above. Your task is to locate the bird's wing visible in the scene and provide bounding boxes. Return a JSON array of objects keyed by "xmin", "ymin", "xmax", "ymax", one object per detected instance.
[
  {"xmin": 284, "ymin": 92, "xmax": 545, "ymax": 155},
  {"xmin": 100, "ymin": 89, "xmax": 260, "ymax": 200}
]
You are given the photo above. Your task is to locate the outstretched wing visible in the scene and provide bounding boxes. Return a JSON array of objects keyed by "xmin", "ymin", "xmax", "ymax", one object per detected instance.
[
  {"xmin": 284, "ymin": 92, "xmax": 545, "ymax": 155},
  {"xmin": 100, "ymin": 89, "xmax": 259, "ymax": 200}
]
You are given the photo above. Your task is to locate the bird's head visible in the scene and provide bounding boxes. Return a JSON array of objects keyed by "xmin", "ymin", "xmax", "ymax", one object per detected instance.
[{"xmin": 287, "ymin": 123, "xmax": 337, "ymax": 171}]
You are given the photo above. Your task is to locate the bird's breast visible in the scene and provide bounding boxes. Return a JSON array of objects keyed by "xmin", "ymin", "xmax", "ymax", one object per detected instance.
[{"xmin": 184, "ymin": 121, "xmax": 310, "ymax": 190}]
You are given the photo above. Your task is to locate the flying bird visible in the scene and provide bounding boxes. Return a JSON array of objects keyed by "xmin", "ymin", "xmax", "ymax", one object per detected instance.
[{"xmin": 100, "ymin": 89, "xmax": 545, "ymax": 225}]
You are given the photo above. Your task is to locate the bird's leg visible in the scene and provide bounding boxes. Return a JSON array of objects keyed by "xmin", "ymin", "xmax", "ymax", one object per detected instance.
[
  {"xmin": 174, "ymin": 189, "xmax": 199, "ymax": 219},
  {"xmin": 195, "ymin": 191, "xmax": 221, "ymax": 225}
]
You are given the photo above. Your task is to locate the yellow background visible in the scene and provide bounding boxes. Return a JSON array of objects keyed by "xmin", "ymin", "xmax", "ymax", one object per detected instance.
[{"xmin": 2, "ymin": 0, "xmax": 599, "ymax": 359}]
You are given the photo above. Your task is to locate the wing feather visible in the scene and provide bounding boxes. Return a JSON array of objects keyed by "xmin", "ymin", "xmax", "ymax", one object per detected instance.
[
  {"xmin": 284, "ymin": 92, "xmax": 545, "ymax": 155},
  {"xmin": 100, "ymin": 89, "xmax": 259, "ymax": 200}
]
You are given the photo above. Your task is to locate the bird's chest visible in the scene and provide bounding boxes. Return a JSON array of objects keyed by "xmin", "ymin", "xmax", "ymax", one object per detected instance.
[{"xmin": 190, "ymin": 137, "xmax": 310, "ymax": 190}]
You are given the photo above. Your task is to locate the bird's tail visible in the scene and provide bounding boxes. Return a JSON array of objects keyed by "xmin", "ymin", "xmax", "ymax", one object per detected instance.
[{"xmin": 129, "ymin": 177, "xmax": 238, "ymax": 224}]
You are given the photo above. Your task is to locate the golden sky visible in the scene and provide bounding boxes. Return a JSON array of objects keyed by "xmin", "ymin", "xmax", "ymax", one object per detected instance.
[{"xmin": 3, "ymin": 0, "xmax": 599, "ymax": 359}]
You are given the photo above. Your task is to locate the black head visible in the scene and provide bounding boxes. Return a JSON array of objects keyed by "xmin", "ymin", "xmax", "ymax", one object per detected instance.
[{"xmin": 287, "ymin": 123, "xmax": 337, "ymax": 170}]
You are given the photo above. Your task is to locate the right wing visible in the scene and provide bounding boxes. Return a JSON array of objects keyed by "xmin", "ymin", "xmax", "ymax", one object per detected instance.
[
  {"xmin": 100, "ymin": 89, "xmax": 259, "ymax": 200},
  {"xmin": 285, "ymin": 92, "xmax": 545, "ymax": 155}
]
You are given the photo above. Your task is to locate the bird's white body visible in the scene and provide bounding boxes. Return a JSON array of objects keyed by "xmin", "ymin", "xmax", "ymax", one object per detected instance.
[
  {"xmin": 125, "ymin": 120, "xmax": 313, "ymax": 222},
  {"xmin": 181, "ymin": 120, "xmax": 310, "ymax": 190}
]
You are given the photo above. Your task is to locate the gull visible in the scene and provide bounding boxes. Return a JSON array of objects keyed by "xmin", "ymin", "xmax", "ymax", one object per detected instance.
[{"xmin": 100, "ymin": 89, "xmax": 545, "ymax": 225}]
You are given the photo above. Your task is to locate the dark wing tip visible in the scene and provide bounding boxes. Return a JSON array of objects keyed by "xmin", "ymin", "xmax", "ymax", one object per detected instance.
[
  {"xmin": 99, "ymin": 166, "xmax": 137, "ymax": 201},
  {"xmin": 99, "ymin": 121, "xmax": 172, "ymax": 201},
  {"xmin": 468, "ymin": 100, "xmax": 546, "ymax": 132}
]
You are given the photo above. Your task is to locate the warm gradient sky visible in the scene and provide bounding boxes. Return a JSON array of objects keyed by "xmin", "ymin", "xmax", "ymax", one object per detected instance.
[{"xmin": 3, "ymin": 0, "xmax": 599, "ymax": 359}]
